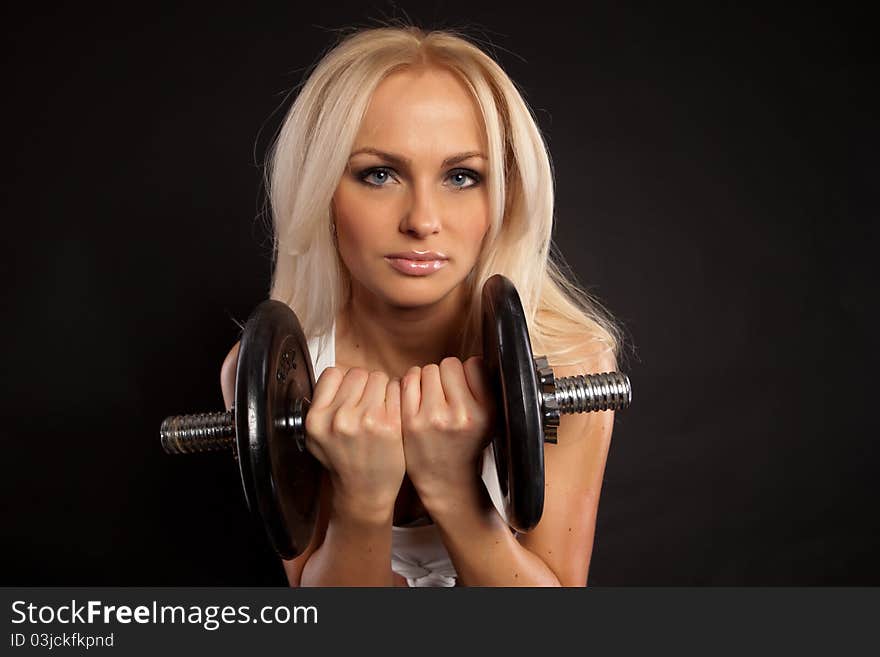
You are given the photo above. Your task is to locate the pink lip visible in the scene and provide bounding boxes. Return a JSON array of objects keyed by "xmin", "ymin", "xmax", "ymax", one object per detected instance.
[
  {"xmin": 384, "ymin": 257, "xmax": 449, "ymax": 276},
  {"xmin": 386, "ymin": 251, "xmax": 448, "ymax": 260}
]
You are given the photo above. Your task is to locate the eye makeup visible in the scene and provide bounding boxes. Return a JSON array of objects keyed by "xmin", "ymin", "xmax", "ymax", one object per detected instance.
[{"xmin": 354, "ymin": 165, "xmax": 483, "ymax": 190}]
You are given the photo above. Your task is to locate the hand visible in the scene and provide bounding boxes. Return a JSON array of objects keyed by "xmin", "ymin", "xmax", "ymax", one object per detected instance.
[
  {"xmin": 400, "ymin": 356, "xmax": 496, "ymax": 508},
  {"xmin": 304, "ymin": 367, "xmax": 406, "ymax": 522}
]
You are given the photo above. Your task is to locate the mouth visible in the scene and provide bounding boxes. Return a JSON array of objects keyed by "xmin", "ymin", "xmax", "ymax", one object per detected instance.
[{"xmin": 384, "ymin": 256, "xmax": 450, "ymax": 277}]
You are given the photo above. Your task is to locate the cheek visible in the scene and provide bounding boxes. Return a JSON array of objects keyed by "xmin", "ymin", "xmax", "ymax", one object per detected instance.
[
  {"xmin": 333, "ymin": 184, "xmax": 385, "ymax": 246},
  {"xmin": 457, "ymin": 196, "xmax": 491, "ymax": 253},
  {"xmin": 336, "ymin": 221, "xmax": 375, "ymax": 266}
]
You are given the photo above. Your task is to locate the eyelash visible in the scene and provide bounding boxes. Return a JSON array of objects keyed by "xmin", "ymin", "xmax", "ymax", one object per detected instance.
[{"xmin": 357, "ymin": 167, "xmax": 482, "ymax": 190}]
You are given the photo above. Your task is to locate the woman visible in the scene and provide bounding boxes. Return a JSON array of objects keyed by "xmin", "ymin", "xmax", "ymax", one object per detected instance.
[{"xmin": 220, "ymin": 25, "xmax": 624, "ymax": 587}]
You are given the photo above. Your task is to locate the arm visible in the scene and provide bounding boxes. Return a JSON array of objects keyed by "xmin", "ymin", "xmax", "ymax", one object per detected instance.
[
  {"xmin": 221, "ymin": 342, "xmax": 397, "ymax": 587},
  {"xmin": 299, "ymin": 498, "xmax": 395, "ymax": 587},
  {"xmin": 429, "ymin": 407, "xmax": 614, "ymax": 586},
  {"xmin": 280, "ymin": 472, "xmax": 397, "ymax": 587},
  {"xmin": 418, "ymin": 352, "xmax": 617, "ymax": 587}
]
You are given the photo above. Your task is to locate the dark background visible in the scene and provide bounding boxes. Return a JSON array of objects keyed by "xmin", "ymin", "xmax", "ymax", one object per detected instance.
[{"xmin": 1, "ymin": 2, "xmax": 874, "ymax": 585}]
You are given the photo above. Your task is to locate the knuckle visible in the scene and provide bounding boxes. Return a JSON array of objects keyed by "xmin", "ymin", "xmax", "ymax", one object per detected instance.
[
  {"xmin": 361, "ymin": 413, "xmax": 378, "ymax": 432},
  {"xmin": 463, "ymin": 357, "xmax": 482, "ymax": 376},
  {"xmin": 304, "ymin": 409, "xmax": 323, "ymax": 438},
  {"xmin": 369, "ymin": 370, "xmax": 390, "ymax": 384},
  {"xmin": 320, "ymin": 366, "xmax": 344, "ymax": 382},
  {"xmin": 346, "ymin": 367, "xmax": 369, "ymax": 381},
  {"xmin": 378, "ymin": 419, "xmax": 400, "ymax": 439},
  {"xmin": 428, "ymin": 414, "xmax": 449, "ymax": 431},
  {"xmin": 330, "ymin": 411, "xmax": 356, "ymax": 437},
  {"xmin": 453, "ymin": 413, "xmax": 471, "ymax": 431},
  {"xmin": 314, "ymin": 368, "xmax": 343, "ymax": 394}
]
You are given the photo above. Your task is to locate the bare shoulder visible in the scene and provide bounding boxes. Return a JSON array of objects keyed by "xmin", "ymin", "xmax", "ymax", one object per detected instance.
[
  {"xmin": 514, "ymin": 334, "xmax": 618, "ymax": 586},
  {"xmin": 550, "ymin": 333, "xmax": 618, "ymax": 379},
  {"xmin": 220, "ymin": 341, "xmax": 241, "ymax": 410},
  {"xmin": 547, "ymin": 333, "xmax": 618, "ymax": 456}
]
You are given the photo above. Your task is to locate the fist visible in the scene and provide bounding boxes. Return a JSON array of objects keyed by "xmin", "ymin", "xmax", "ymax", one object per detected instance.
[
  {"xmin": 400, "ymin": 356, "xmax": 496, "ymax": 504},
  {"xmin": 304, "ymin": 367, "xmax": 406, "ymax": 518}
]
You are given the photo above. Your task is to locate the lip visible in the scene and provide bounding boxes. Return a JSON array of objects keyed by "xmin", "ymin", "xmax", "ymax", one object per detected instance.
[
  {"xmin": 385, "ymin": 250, "xmax": 448, "ymax": 261},
  {"xmin": 384, "ymin": 256, "xmax": 449, "ymax": 276}
]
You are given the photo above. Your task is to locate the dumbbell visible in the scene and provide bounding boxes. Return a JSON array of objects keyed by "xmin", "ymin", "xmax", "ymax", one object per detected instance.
[{"xmin": 160, "ymin": 274, "xmax": 632, "ymax": 559}]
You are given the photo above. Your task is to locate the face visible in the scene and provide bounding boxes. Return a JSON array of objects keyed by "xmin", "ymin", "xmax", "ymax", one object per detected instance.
[{"xmin": 331, "ymin": 65, "xmax": 491, "ymax": 310}]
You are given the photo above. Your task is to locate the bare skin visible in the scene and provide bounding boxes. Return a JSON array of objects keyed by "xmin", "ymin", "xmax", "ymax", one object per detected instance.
[
  {"xmin": 328, "ymin": 64, "xmax": 493, "ymax": 531},
  {"xmin": 222, "ymin": 62, "xmax": 617, "ymax": 587},
  {"xmin": 330, "ymin": 66, "xmax": 490, "ymax": 379}
]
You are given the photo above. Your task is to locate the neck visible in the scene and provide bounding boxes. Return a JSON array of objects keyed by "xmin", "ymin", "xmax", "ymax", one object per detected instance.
[{"xmin": 336, "ymin": 281, "xmax": 473, "ymax": 379}]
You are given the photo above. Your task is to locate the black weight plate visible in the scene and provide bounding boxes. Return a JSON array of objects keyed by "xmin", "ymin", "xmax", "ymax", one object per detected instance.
[
  {"xmin": 235, "ymin": 300, "xmax": 322, "ymax": 559},
  {"xmin": 481, "ymin": 274, "xmax": 545, "ymax": 532}
]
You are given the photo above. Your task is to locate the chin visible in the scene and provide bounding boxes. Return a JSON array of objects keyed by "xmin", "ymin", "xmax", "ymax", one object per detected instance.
[
  {"xmin": 383, "ymin": 290, "xmax": 445, "ymax": 309},
  {"xmin": 377, "ymin": 279, "xmax": 461, "ymax": 308}
]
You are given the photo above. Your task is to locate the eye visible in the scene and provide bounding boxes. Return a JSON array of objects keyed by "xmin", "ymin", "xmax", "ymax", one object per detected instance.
[
  {"xmin": 446, "ymin": 169, "xmax": 481, "ymax": 189},
  {"xmin": 359, "ymin": 167, "xmax": 397, "ymax": 187},
  {"xmin": 356, "ymin": 166, "xmax": 481, "ymax": 189}
]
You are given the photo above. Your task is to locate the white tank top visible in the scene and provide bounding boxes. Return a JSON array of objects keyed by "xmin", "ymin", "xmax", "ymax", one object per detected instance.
[{"xmin": 307, "ymin": 320, "xmax": 509, "ymax": 587}]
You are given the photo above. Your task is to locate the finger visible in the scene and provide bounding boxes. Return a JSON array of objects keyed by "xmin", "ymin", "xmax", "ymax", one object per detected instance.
[
  {"xmin": 401, "ymin": 365, "xmax": 421, "ymax": 420},
  {"xmin": 385, "ymin": 377, "xmax": 401, "ymax": 422},
  {"xmin": 336, "ymin": 368, "xmax": 370, "ymax": 409},
  {"xmin": 419, "ymin": 363, "xmax": 446, "ymax": 414},
  {"xmin": 462, "ymin": 356, "xmax": 491, "ymax": 406},
  {"xmin": 310, "ymin": 367, "xmax": 345, "ymax": 409},
  {"xmin": 358, "ymin": 370, "xmax": 390, "ymax": 412},
  {"xmin": 438, "ymin": 357, "xmax": 470, "ymax": 409}
]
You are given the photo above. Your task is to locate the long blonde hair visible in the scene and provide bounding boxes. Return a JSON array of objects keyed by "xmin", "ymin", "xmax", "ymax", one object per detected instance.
[{"xmin": 266, "ymin": 25, "xmax": 626, "ymax": 371}]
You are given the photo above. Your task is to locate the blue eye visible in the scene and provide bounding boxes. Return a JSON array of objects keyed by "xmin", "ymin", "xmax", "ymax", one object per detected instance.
[
  {"xmin": 359, "ymin": 167, "xmax": 395, "ymax": 187},
  {"xmin": 357, "ymin": 166, "xmax": 481, "ymax": 189},
  {"xmin": 447, "ymin": 169, "xmax": 480, "ymax": 189}
]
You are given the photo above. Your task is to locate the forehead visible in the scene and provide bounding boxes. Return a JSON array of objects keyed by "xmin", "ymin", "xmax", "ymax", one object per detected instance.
[{"xmin": 354, "ymin": 66, "xmax": 487, "ymax": 152}]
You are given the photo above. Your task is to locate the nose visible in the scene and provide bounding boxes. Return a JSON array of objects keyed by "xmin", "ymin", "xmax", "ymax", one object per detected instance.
[{"xmin": 399, "ymin": 184, "xmax": 440, "ymax": 238}]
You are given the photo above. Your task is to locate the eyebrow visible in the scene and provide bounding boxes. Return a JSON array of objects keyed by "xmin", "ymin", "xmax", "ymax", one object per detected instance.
[{"xmin": 348, "ymin": 147, "xmax": 487, "ymax": 168}]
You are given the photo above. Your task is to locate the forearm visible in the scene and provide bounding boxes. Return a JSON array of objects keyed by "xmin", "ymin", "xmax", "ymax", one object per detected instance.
[
  {"xmin": 426, "ymin": 483, "xmax": 561, "ymax": 587},
  {"xmin": 300, "ymin": 506, "xmax": 395, "ymax": 587}
]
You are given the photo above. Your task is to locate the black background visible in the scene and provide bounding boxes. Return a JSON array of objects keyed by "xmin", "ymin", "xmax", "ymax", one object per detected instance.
[{"xmin": 2, "ymin": 2, "xmax": 875, "ymax": 585}]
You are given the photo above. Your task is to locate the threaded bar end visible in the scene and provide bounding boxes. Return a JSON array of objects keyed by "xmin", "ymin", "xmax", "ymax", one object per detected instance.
[
  {"xmin": 160, "ymin": 411, "xmax": 235, "ymax": 454},
  {"xmin": 555, "ymin": 372, "xmax": 632, "ymax": 413}
]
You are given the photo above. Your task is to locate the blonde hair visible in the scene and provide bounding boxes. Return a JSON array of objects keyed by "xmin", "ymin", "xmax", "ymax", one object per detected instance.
[{"xmin": 266, "ymin": 24, "xmax": 626, "ymax": 371}]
